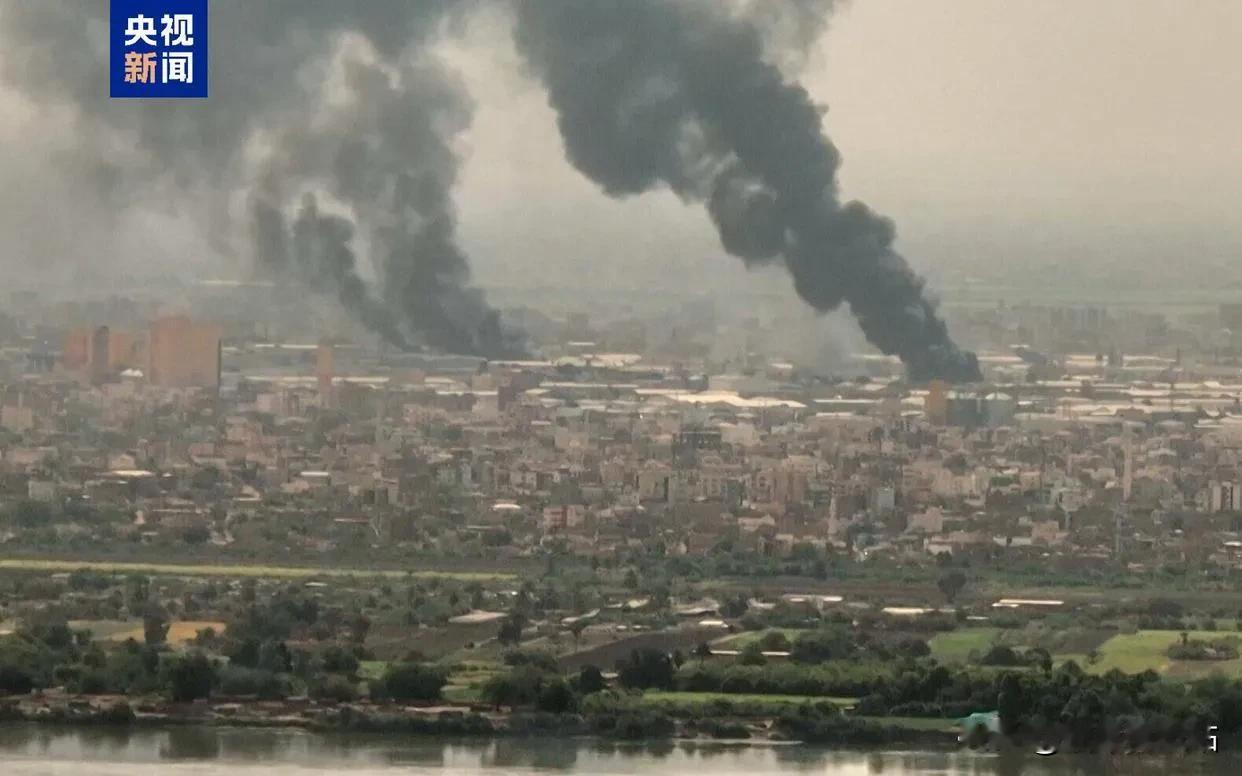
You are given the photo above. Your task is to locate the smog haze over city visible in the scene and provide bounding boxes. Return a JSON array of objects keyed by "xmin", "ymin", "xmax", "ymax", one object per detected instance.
[{"xmin": 1, "ymin": 2, "xmax": 1242, "ymax": 774}]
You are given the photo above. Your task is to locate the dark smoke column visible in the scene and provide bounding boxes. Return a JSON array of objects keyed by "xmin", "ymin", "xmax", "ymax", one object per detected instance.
[
  {"xmin": 513, "ymin": 0, "xmax": 980, "ymax": 382},
  {"xmin": 0, "ymin": 1, "xmax": 524, "ymax": 360}
]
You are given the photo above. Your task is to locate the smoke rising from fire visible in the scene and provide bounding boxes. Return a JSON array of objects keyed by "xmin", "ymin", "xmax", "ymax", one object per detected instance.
[
  {"xmin": 512, "ymin": 0, "xmax": 978, "ymax": 382},
  {"xmin": 0, "ymin": 1, "xmax": 522, "ymax": 357},
  {"xmin": 0, "ymin": 0, "xmax": 976, "ymax": 379}
]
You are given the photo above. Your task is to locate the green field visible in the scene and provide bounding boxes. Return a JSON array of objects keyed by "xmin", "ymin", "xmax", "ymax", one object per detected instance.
[
  {"xmin": 857, "ymin": 716, "xmax": 959, "ymax": 732},
  {"xmin": 0, "ymin": 558, "xmax": 513, "ymax": 582},
  {"xmin": 711, "ymin": 628, "xmax": 805, "ymax": 649},
  {"xmin": 440, "ymin": 661, "xmax": 503, "ymax": 704},
  {"xmin": 928, "ymin": 627, "xmax": 1003, "ymax": 663},
  {"xmin": 359, "ymin": 659, "xmax": 497, "ymax": 704},
  {"xmin": 642, "ymin": 690, "xmax": 856, "ymax": 709},
  {"xmin": 1085, "ymin": 630, "xmax": 1242, "ymax": 679}
]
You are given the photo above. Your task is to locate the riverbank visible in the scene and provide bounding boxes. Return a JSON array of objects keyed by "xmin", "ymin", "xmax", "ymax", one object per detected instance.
[
  {"xmin": 0, "ymin": 691, "xmax": 959, "ymax": 748},
  {"xmin": 7, "ymin": 724, "xmax": 1229, "ymax": 776}
]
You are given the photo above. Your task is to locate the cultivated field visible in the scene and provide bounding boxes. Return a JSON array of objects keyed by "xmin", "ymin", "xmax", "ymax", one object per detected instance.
[
  {"xmin": 0, "ymin": 558, "xmax": 513, "ymax": 582},
  {"xmin": 642, "ymin": 690, "xmax": 856, "ymax": 710},
  {"xmin": 1083, "ymin": 630, "xmax": 1242, "ymax": 679},
  {"xmin": 928, "ymin": 627, "xmax": 1003, "ymax": 663},
  {"xmin": 856, "ymin": 716, "xmax": 960, "ymax": 732},
  {"xmin": 69, "ymin": 619, "xmax": 226, "ymax": 644}
]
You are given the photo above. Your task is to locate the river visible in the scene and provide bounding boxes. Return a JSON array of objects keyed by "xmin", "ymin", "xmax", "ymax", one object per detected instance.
[{"xmin": 0, "ymin": 725, "xmax": 1235, "ymax": 775}]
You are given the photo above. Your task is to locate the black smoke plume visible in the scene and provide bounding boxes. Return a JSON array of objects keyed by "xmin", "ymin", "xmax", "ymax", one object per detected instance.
[
  {"xmin": 513, "ymin": 0, "xmax": 979, "ymax": 382},
  {"xmin": 0, "ymin": 1, "xmax": 974, "ymax": 377},
  {"xmin": 253, "ymin": 193, "xmax": 406, "ymax": 348},
  {"xmin": 0, "ymin": 1, "xmax": 523, "ymax": 357}
]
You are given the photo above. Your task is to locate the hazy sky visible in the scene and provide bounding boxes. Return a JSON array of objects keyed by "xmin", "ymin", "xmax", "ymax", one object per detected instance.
[
  {"xmin": 447, "ymin": 0, "xmax": 1242, "ymax": 288},
  {"xmin": 1, "ymin": 0, "xmax": 1241, "ymax": 294}
]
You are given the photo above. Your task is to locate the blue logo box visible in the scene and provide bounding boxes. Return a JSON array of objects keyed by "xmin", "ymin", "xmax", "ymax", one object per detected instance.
[{"xmin": 110, "ymin": 0, "xmax": 208, "ymax": 98}]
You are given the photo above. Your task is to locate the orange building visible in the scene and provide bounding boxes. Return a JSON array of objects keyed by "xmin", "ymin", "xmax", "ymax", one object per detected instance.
[
  {"xmin": 925, "ymin": 379, "xmax": 949, "ymax": 426},
  {"xmin": 147, "ymin": 316, "xmax": 222, "ymax": 389},
  {"xmin": 63, "ymin": 328, "xmax": 91, "ymax": 372},
  {"xmin": 107, "ymin": 330, "xmax": 144, "ymax": 372},
  {"xmin": 316, "ymin": 340, "xmax": 335, "ymax": 392},
  {"xmin": 63, "ymin": 326, "xmax": 144, "ymax": 382}
]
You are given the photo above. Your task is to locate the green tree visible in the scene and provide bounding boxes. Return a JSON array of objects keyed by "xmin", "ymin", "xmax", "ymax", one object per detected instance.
[
  {"xmin": 311, "ymin": 674, "xmax": 358, "ymax": 703},
  {"xmin": 791, "ymin": 628, "xmax": 856, "ymax": 664},
  {"xmin": 321, "ymin": 645, "xmax": 359, "ymax": 675},
  {"xmin": 8, "ymin": 500, "xmax": 53, "ymax": 528},
  {"xmin": 738, "ymin": 641, "xmax": 767, "ymax": 666},
  {"xmin": 481, "ymin": 666, "xmax": 545, "ymax": 710},
  {"xmin": 997, "ymin": 673, "xmax": 1025, "ymax": 735},
  {"xmin": 536, "ymin": 676, "xmax": 576, "ymax": 713},
  {"xmin": 617, "ymin": 648, "xmax": 674, "ymax": 690},
  {"xmin": 163, "ymin": 652, "xmax": 216, "ymax": 703},
  {"xmin": 349, "ymin": 614, "xmax": 371, "ymax": 645},
  {"xmin": 181, "ymin": 525, "xmax": 210, "ymax": 545},
  {"xmin": 497, "ymin": 616, "xmax": 524, "ymax": 646},
  {"xmin": 720, "ymin": 594, "xmax": 750, "ymax": 619},
  {"xmin": 143, "ymin": 606, "xmax": 169, "ymax": 646},
  {"xmin": 759, "ymin": 631, "xmax": 792, "ymax": 652},
  {"xmin": 378, "ymin": 662, "xmax": 447, "ymax": 702},
  {"xmin": 937, "ymin": 570, "xmax": 967, "ymax": 604},
  {"xmin": 1028, "ymin": 646, "xmax": 1053, "ymax": 673},
  {"xmin": 574, "ymin": 665, "xmax": 607, "ymax": 695},
  {"xmin": 1061, "ymin": 688, "xmax": 1106, "ymax": 749}
]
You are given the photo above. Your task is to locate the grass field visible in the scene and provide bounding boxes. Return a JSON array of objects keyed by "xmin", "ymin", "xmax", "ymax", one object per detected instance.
[
  {"xmin": 928, "ymin": 627, "xmax": 1003, "ymax": 663},
  {"xmin": 642, "ymin": 690, "xmax": 856, "ymax": 709},
  {"xmin": 1086, "ymin": 630, "xmax": 1242, "ymax": 679},
  {"xmin": 0, "ymin": 558, "xmax": 513, "ymax": 582},
  {"xmin": 441, "ymin": 661, "xmax": 503, "ymax": 704},
  {"xmin": 857, "ymin": 716, "xmax": 959, "ymax": 732},
  {"xmin": 360, "ymin": 659, "xmax": 498, "ymax": 704}
]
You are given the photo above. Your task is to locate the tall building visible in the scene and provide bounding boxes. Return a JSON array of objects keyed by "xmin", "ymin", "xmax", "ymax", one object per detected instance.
[
  {"xmin": 89, "ymin": 326, "xmax": 111, "ymax": 384},
  {"xmin": 64, "ymin": 326, "xmax": 145, "ymax": 381},
  {"xmin": 147, "ymin": 316, "xmax": 221, "ymax": 389},
  {"xmin": 316, "ymin": 340, "xmax": 335, "ymax": 397},
  {"xmin": 925, "ymin": 380, "xmax": 949, "ymax": 426},
  {"xmin": 107, "ymin": 330, "xmax": 143, "ymax": 372},
  {"xmin": 62, "ymin": 328, "xmax": 91, "ymax": 372}
]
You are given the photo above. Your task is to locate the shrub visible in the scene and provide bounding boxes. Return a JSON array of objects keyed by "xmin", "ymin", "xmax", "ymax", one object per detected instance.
[
  {"xmin": 536, "ymin": 676, "xmax": 577, "ymax": 713},
  {"xmin": 574, "ymin": 665, "xmax": 607, "ymax": 695},
  {"xmin": 321, "ymin": 645, "xmax": 360, "ymax": 675},
  {"xmin": 617, "ymin": 649, "xmax": 674, "ymax": 690},
  {"xmin": 312, "ymin": 675, "xmax": 358, "ymax": 703},
  {"xmin": 503, "ymin": 649, "xmax": 558, "ymax": 672},
  {"xmin": 378, "ymin": 663, "xmax": 448, "ymax": 703},
  {"xmin": 218, "ymin": 667, "xmax": 289, "ymax": 699},
  {"xmin": 163, "ymin": 652, "xmax": 216, "ymax": 703}
]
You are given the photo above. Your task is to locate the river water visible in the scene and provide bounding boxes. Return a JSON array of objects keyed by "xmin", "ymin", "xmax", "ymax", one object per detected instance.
[{"xmin": 0, "ymin": 725, "xmax": 1235, "ymax": 775}]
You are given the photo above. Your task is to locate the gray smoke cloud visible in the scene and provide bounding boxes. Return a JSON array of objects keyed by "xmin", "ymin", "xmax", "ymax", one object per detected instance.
[
  {"xmin": 0, "ymin": 1, "xmax": 523, "ymax": 357},
  {"xmin": 253, "ymin": 44, "xmax": 523, "ymax": 356},
  {"xmin": 0, "ymin": 0, "xmax": 975, "ymax": 378},
  {"xmin": 512, "ymin": 0, "xmax": 979, "ymax": 382},
  {"xmin": 253, "ymin": 193, "xmax": 406, "ymax": 348}
]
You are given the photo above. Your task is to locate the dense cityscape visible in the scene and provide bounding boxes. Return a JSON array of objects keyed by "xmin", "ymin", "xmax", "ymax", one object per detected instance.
[
  {"xmin": 2, "ymin": 286, "xmax": 1242, "ymax": 757},
  {"xmin": 2, "ymin": 0, "xmax": 1242, "ymax": 772}
]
